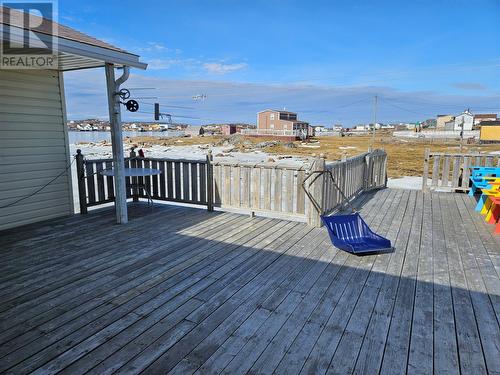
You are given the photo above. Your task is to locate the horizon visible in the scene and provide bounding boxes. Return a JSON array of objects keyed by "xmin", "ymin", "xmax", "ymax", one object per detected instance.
[{"xmin": 61, "ymin": 0, "xmax": 500, "ymax": 126}]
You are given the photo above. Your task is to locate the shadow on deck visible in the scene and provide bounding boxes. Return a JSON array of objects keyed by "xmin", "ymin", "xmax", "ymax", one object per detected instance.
[{"xmin": 0, "ymin": 189, "xmax": 498, "ymax": 374}]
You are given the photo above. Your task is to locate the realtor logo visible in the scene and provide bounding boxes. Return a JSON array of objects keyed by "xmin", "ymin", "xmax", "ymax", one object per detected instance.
[{"xmin": 1, "ymin": 1, "xmax": 58, "ymax": 69}]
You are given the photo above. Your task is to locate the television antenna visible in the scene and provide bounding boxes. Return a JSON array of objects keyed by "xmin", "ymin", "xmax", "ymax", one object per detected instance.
[{"xmin": 192, "ymin": 94, "xmax": 207, "ymax": 101}]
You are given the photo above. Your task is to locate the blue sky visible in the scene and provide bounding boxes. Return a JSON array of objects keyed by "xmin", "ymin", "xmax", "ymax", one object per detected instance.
[{"xmin": 61, "ymin": 0, "xmax": 500, "ymax": 126}]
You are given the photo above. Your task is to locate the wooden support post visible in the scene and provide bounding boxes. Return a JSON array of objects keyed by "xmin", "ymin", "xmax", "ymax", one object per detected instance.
[
  {"xmin": 306, "ymin": 157, "xmax": 326, "ymax": 227},
  {"xmin": 75, "ymin": 149, "xmax": 87, "ymax": 214},
  {"xmin": 105, "ymin": 63, "xmax": 128, "ymax": 224},
  {"xmin": 206, "ymin": 150, "xmax": 214, "ymax": 211}
]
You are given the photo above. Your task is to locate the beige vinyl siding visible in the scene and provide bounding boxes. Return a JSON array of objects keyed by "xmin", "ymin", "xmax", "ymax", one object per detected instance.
[{"xmin": 0, "ymin": 69, "xmax": 74, "ymax": 231}]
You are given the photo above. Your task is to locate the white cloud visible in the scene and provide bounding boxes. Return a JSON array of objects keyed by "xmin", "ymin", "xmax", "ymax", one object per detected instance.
[
  {"xmin": 130, "ymin": 42, "xmax": 182, "ymax": 54},
  {"xmin": 147, "ymin": 42, "xmax": 166, "ymax": 51},
  {"xmin": 203, "ymin": 62, "xmax": 248, "ymax": 74},
  {"xmin": 147, "ymin": 58, "xmax": 199, "ymax": 70}
]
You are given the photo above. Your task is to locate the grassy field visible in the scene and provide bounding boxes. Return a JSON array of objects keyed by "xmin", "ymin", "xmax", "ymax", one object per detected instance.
[{"xmin": 128, "ymin": 133, "xmax": 499, "ymax": 178}]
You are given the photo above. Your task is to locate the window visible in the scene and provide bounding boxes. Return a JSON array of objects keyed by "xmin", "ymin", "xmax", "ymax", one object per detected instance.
[
  {"xmin": 270, "ymin": 113, "xmax": 275, "ymax": 120},
  {"xmin": 270, "ymin": 123, "xmax": 274, "ymax": 129}
]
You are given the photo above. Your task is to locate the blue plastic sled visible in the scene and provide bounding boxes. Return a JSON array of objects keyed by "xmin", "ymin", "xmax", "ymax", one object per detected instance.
[{"xmin": 322, "ymin": 213, "xmax": 394, "ymax": 255}]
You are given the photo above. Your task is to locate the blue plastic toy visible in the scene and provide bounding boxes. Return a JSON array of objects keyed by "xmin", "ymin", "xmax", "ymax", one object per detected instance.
[
  {"xmin": 303, "ymin": 170, "xmax": 394, "ymax": 255},
  {"xmin": 469, "ymin": 167, "xmax": 500, "ymax": 196}
]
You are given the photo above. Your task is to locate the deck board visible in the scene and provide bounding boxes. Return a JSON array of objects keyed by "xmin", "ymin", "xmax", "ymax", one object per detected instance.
[{"xmin": 0, "ymin": 189, "xmax": 499, "ymax": 374}]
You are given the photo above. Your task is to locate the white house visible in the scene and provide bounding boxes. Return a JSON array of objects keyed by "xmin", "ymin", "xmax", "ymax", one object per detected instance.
[
  {"xmin": 454, "ymin": 110, "xmax": 474, "ymax": 131},
  {"xmin": 0, "ymin": 6, "xmax": 146, "ymax": 230}
]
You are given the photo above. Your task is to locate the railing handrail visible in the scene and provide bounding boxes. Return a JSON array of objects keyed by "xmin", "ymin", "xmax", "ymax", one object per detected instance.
[{"xmin": 212, "ymin": 160, "xmax": 307, "ymax": 171}]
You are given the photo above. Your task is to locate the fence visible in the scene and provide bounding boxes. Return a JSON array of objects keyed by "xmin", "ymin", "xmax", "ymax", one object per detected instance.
[
  {"xmin": 305, "ymin": 149, "xmax": 387, "ymax": 226},
  {"xmin": 76, "ymin": 149, "xmax": 388, "ymax": 226},
  {"xmin": 240, "ymin": 129, "xmax": 302, "ymax": 137},
  {"xmin": 75, "ymin": 150, "xmax": 212, "ymax": 214},
  {"xmin": 393, "ymin": 130, "xmax": 479, "ymax": 139},
  {"xmin": 422, "ymin": 148, "xmax": 500, "ymax": 192}
]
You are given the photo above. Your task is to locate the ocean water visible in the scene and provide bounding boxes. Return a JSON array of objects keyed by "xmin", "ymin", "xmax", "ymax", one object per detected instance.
[{"xmin": 68, "ymin": 130, "xmax": 185, "ymax": 144}]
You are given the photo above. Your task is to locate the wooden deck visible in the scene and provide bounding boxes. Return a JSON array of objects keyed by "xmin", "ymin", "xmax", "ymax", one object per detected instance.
[{"xmin": 0, "ymin": 189, "xmax": 499, "ymax": 374}]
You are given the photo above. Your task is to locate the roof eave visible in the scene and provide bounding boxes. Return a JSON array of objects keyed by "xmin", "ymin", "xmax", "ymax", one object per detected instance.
[{"xmin": 2, "ymin": 24, "xmax": 147, "ymax": 70}]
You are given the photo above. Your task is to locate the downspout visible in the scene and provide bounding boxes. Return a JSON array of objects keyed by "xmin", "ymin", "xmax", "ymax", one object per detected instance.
[{"xmin": 115, "ymin": 66, "xmax": 130, "ymax": 88}]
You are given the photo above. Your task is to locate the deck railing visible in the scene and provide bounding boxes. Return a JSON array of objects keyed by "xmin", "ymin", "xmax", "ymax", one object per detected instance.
[
  {"xmin": 422, "ymin": 148, "xmax": 500, "ymax": 192},
  {"xmin": 211, "ymin": 161, "xmax": 308, "ymax": 221},
  {"xmin": 240, "ymin": 129, "xmax": 302, "ymax": 137},
  {"xmin": 305, "ymin": 149, "xmax": 387, "ymax": 226},
  {"xmin": 75, "ymin": 150, "xmax": 212, "ymax": 214},
  {"xmin": 76, "ymin": 148, "xmax": 388, "ymax": 226}
]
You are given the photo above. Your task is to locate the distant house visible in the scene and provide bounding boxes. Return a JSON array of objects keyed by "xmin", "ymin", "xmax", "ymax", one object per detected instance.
[
  {"xmin": 240, "ymin": 109, "xmax": 310, "ymax": 139},
  {"xmin": 444, "ymin": 119, "xmax": 455, "ymax": 131},
  {"xmin": 258, "ymin": 110, "xmax": 309, "ymax": 134},
  {"xmin": 479, "ymin": 121, "xmax": 500, "ymax": 143},
  {"xmin": 453, "ymin": 110, "xmax": 474, "ymax": 131},
  {"xmin": 221, "ymin": 124, "xmax": 238, "ymax": 136},
  {"xmin": 474, "ymin": 114, "xmax": 497, "ymax": 126},
  {"xmin": 436, "ymin": 114, "xmax": 455, "ymax": 129},
  {"xmin": 308, "ymin": 124, "xmax": 315, "ymax": 137}
]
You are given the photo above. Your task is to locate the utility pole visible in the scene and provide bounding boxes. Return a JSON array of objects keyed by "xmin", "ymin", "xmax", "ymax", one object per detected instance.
[
  {"xmin": 371, "ymin": 94, "xmax": 378, "ymax": 148},
  {"xmin": 460, "ymin": 117, "xmax": 464, "ymax": 153}
]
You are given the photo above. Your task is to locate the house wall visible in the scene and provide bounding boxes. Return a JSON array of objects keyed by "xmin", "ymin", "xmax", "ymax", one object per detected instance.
[
  {"xmin": 454, "ymin": 113, "xmax": 474, "ymax": 131},
  {"xmin": 0, "ymin": 69, "xmax": 74, "ymax": 231},
  {"xmin": 436, "ymin": 115, "xmax": 454, "ymax": 129},
  {"xmin": 258, "ymin": 110, "xmax": 284, "ymax": 130},
  {"xmin": 258, "ymin": 111, "xmax": 310, "ymax": 132},
  {"xmin": 480, "ymin": 126, "xmax": 500, "ymax": 142}
]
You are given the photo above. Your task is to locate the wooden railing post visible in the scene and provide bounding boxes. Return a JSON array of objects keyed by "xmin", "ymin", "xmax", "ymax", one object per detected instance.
[
  {"xmin": 422, "ymin": 148, "xmax": 430, "ymax": 192},
  {"xmin": 206, "ymin": 150, "xmax": 214, "ymax": 212},
  {"xmin": 364, "ymin": 151, "xmax": 371, "ymax": 190},
  {"xmin": 130, "ymin": 149, "xmax": 139, "ymax": 202},
  {"xmin": 306, "ymin": 157, "xmax": 326, "ymax": 227},
  {"xmin": 340, "ymin": 154, "xmax": 348, "ymax": 207},
  {"xmin": 383, "ymin": 151, "xmax": 388, "ymax": 187},
  {"xmin": 75, "ymin": 149, "xmax": 87, "ymax": 214}
]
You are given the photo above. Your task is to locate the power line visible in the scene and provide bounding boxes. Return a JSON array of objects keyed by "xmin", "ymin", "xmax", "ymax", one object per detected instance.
[
  {"xmin": 140, "ymin": 102, "xmax": 195, "ymax": 110},
  {"xmin": 379, "ymin": 97, "xmax": 434, "ymax": 117}
]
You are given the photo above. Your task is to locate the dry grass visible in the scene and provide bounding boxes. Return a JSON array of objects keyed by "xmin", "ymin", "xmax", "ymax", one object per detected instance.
[{"xmin": 127, "ymin": 133, "xmax": 499, "ymax": 178}]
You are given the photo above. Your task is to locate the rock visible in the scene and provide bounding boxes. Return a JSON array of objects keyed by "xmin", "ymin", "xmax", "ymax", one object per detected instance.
[
  {"xmin": 267, "ymin": 157, "xmax": 276, "ymax": 162},
  {"xmin": 256, "ymin": 141, "xmax": 278, "ymax": 148},
  {"xmin": 283, "ymin": 142, "xmax": 296, "ymax": 148}
]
